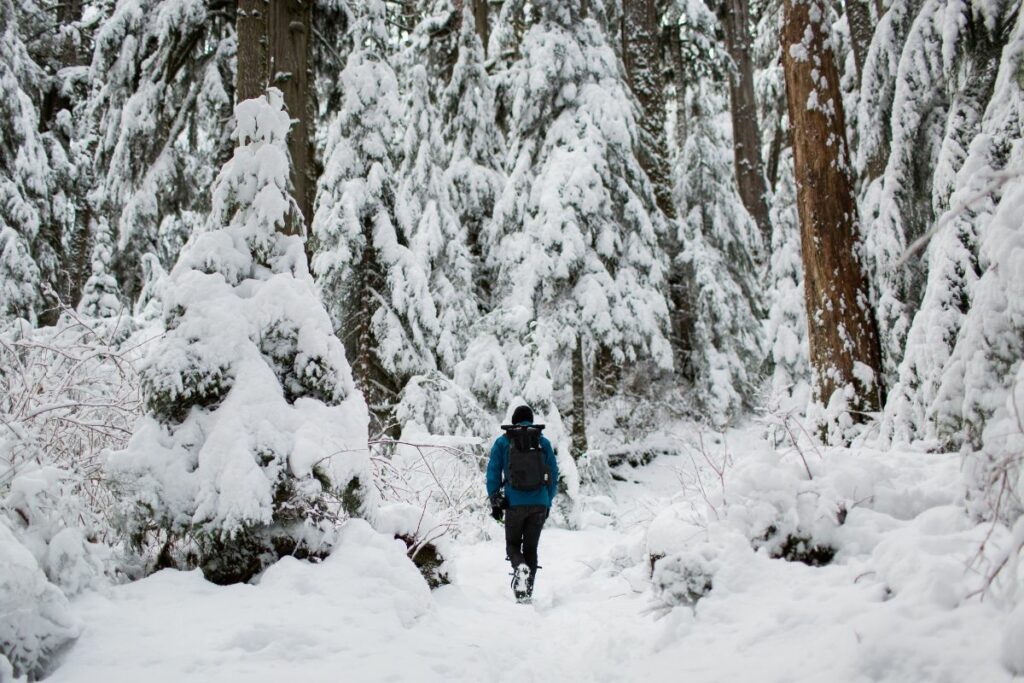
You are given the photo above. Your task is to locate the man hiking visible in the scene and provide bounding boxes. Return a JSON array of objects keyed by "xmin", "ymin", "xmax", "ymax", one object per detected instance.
[{"xmin": 486, "ymin": 405, "xmax": 559, "ymax": 603}]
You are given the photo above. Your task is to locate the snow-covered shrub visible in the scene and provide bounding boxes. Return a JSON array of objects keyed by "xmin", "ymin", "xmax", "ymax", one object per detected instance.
[
  {"xmin": 4, "ymin": 467, "xmax": 114, "ymax": 594},
  {"xmin": 77, "ymin": 219, "xmax": 124, "ymax": 319},
  {"xmin": 652, "ymin": 545, "xmax": 716, "ymax": 607},
  {"xmin": 0, "ymin": 313, "xmax": 141, "ymax": 591},
  {"xmin": 0, "ymin": 518, "xmax": 80, "ymax": 682},
  {"xmin": 108, "ymin": 90, "xmax": 370, "ymax": 584},
  {"xmin": 647, "ymin": 508, "xmax": 756, "ymax": 609},
  {"xmin": 374, "ymin": 502, "xmax": 454, "ymax": 589},
  {"xmin": 374, "ymin": 422, "xmax": 488, "ymax": 538}
]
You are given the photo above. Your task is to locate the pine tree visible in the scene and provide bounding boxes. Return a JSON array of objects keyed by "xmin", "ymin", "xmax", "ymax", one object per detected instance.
[
  {"xmin": 0, "ymin": 0, "xmax": 56, "ymax": 325},
  {"xmin": 442, "ymin": 5, "xmax": 505, "ymax": 305},
  {"xmin": 928, "ymin": 5, "xmax": 1024, "ymax": 456},
  {"xmin": 621, "ymin": 0, "xmax": 675, "ymax": 219},
  {"xmin": 313, "ymin": 0, "xmax": 438, "ymax": 434},
  {"xmin": 673, "ymin": 81, "xmax": 766, "ymax": 426},
  {"xmin": 854, "ymin": 0, "xmax": 924, "ymax": 183},
  {"xmin": 109, "ymin": 90, "xmax": 370, "ymax": 584},
  {"xmin": 488, "ymin": 0, "xmax": 673, "ymax": 457},
  {"xmin": 860, "ymin": 0, "xmax": 1010, "ymax": 387},
  {"xmin": 77, "ymin": 217, "xmax": 122, "ymax": 319},
  {"xmin": 396, "ymin": 63, "xmax": 478, "ymax": 373},
  {"xmin": 765, "ymin": 148, "xmax": 811, "ymax": 414},
  {"xmin": 85, "ymin": 0, "xmax": 235, "ymax": 301}
]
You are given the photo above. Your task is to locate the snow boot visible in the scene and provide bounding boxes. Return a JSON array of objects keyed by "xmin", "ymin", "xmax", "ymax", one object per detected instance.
[{"xmin": 512, "ymin": 564, "xmax": 531, "ymax": 603}]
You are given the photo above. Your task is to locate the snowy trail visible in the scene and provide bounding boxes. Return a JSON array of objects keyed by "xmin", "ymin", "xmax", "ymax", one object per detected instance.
[
  {"xmin": 44, "ymin": 444, "xmax": 1016, "ymax": 683},
  {"xmin": 48, "ymin": 525, "xmax": 661, "ymax": 683},
  {"xmin": 426, "ymin": 527, "xmax": 657, "ymax": 682}
]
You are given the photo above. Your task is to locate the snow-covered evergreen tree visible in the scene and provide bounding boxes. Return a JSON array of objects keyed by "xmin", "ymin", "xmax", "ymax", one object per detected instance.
[
  {"xmin": 108, "ymin": 90, "xmax": 370, "ymax": 584},
  {"xmin": 85, "ymin": 0, "xmax": 234, "ymax": 300},
  {"xmin": 486, "ymin": 0, "xmax": 673, "ymax": 436},
  {"xmin": 0, "ymin": 0, "xmax": 57, "ymax": 325},
  {"xmin": 313, "ymin": 0, "xmax": 438, "ymax": 433},
  {"xmin": 77, "ymin": 217, "xmax": 122, "ymax": 319},
  {"xmin": 396, "ymin": 63, "xmax": 477, "ymax": 373},
  {"xmin": 764, "ymin": 149, "xmax": 811, "ymax": 414},
  {"xmin": 855, "ymin": 0, "xmax": 925, "ymax": 183},
  {"xmin": 672, "ymin": 81, "xmax": 766, "ymax": 427},
  {"xmin": 930, "ymin": 6, "xmax": 1024, "ymax": 457},
  {"xmin": 860, "ymin": 0, "xmax": 1015, "ymax": 385},
  {"xmin": 442, "ymin": 5, "xmax": 505, "ymax": 306}
]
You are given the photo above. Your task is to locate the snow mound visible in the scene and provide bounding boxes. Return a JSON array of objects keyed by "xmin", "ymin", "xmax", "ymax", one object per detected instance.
[{"xmin": 0, "ymin": 519, "xmax": 80, "ymax": 681}]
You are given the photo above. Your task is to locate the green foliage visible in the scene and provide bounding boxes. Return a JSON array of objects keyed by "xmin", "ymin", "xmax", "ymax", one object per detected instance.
[
  {"xmin": 142, "ymin": 362, "xmax": 233, "ymax": 424},
  {"xmin": 396, "ymin": 534, "xmax": 451, "ymax": 589}
]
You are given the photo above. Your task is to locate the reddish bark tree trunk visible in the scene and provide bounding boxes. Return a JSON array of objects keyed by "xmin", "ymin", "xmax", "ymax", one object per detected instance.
[{"xmin": 781, "ymin": 0, "xmax": 885, "ymax": 416}]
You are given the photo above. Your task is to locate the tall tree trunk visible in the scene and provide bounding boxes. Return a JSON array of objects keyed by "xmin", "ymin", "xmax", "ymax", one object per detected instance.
[
  {"xmin": 845, "ymin": 0, "xmax": 874, "ymax": 85},
  {"xmin": 621, "ymin": 0, "xmax": 676, "ymax": 219},
  {"xmin": 781, "ymin": 0, "xmax": 885, "ymax": 418},
  {"xmin": 716, "ymin": 0, "xmax": 772, "ymax": 245},
  {"xmin": 236, "ymin": 0, "xmax": 313, "ymax": 236},
  {"xmin": 662, "ymin": 10, "xmax": 696, "ymax": 375},
  {"xmin": 236, "ymin": 0, "xmax": 270, "ymax": 102},
  {"xmin": 473, "ymin": 0, "xmax": 489, "ymax": 53},
  {"xmin": 571, "ymin": 335, "xmax": 588, "ymax": 460}
]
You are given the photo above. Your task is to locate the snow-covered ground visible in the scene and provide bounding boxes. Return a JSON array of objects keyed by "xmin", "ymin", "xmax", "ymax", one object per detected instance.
[{"xmin": 45, "ymin": 425, "xmax": 1020, "ymax": 683}]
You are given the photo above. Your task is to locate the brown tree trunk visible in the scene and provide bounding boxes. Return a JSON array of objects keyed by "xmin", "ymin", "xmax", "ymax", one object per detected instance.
[
  {"xmin": 716, "ymin": 0, "xmax": 772, "ymax": 246},
  {"xmin": 571, "ymin": 335, "xmax": 588, "ymax": 460},
  {"xmin": 236, "ymin": 0, "xmax": 314, "ymax": 235},
  {"xmin": 781, "ymin": 0, "xmax": 885, "ymax": 416},
  {"xmin": 621, "ymin": 0, "xmax": 676, "ymax": 219},
  {"xmin": 845, "ymin": 0, "xmax": 874, "ymax": 85},
  {"xmin": 236, "ymin": 0, "xmax": 270, "ymax": 102},
  {"xmin": 662, "ymin": 10, "xmax": 697, "ymax": 374},
  {"xmin": 473, "ymin": 0, "xmax": 489, "ymax": 53}
]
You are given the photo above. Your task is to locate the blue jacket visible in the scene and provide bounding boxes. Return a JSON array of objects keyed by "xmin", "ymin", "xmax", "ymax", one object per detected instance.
[{"xmin": 486, "ymin": 422, "xmax": 559, "ymax": 508}]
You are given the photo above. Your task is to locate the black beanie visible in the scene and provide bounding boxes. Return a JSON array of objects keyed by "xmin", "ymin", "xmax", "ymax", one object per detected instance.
[{"xmin": 511, "ymin": 405, "xmax": 534, "ymax": 424}]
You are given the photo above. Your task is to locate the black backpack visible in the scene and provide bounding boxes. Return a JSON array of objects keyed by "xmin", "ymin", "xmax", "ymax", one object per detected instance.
[{"xmin": 502, "ymin": 424, "xmax": 550, "ymax": 492}]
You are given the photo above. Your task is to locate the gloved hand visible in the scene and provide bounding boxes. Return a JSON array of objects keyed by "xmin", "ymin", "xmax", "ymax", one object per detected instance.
[{"xmin": 491, "ymin": 506, "xmax": 504, "ymax": 522}]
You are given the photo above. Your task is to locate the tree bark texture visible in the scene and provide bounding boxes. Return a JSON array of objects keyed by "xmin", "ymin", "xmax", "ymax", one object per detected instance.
[
  {"xmin": 781, "ymin": 0, "xmax": 885, "ymax": 414},
  {"xmin": 472, "ymin": 0, "xmax": 490, "ymax": 53},
  {"xmin": 236, "ymin": 0, "xmax": 314, "ymax": 235},
  {"xmin": 571, "ymin": 335, "xmax": 588, "ymax": 460},
  {"xmin": 845, "ymin": 0, "xmax": 874, "ymax": 86},
  {"xmin": 716, "ymin": 0, "xmax": 772, "ymax": 245},
  {"xmin": 621, "ymin": 0, "xmax": 676, "ymax": 219},
  {"xmin": 343, "ymin": 215, "xmax": 396, "ymax": 438}
]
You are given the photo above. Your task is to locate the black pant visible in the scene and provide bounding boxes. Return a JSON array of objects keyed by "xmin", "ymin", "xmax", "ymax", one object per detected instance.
[{"xmin": 505, "ymin": 505, "xmax": 547, "ymax": 573}]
